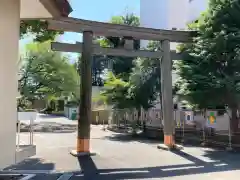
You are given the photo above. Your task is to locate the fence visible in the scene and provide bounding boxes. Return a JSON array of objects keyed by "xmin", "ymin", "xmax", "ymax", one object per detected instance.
[{"xmin": 102, "ymin": 108, "xmax": 240, "ymax": 150}]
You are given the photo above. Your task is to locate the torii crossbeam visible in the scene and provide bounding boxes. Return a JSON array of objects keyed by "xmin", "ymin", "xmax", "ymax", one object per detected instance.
[{"xmin": 48, "ymin": 17, "xmax": 195, "ymax": 156}]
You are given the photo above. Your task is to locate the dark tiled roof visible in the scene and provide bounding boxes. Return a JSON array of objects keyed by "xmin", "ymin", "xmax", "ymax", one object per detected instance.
[{"xmin": 53, "ymin": 0, "xmax": 73, "ymax": 16}]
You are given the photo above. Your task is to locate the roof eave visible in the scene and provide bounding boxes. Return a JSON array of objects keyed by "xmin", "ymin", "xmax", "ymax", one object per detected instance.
[{"xmin": 40, "ymin": 0, "xmax": 73, "ymax": 17}]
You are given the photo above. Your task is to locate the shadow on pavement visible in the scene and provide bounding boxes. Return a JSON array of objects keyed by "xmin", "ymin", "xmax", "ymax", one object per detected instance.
[
  {"xmin": 203, "ymin": 149, "xmax": 240, "ymax": 165},
  {"xmin": 76, "ymin": 150, "xmax": 240, "ymax": 180},
  {"xmin": 4, "ymin": 158, "xmax": 55, "ymax": 171},
  {"xmin": 104, "ymin": 131, "xmax": 233, "ymax": 149},
  {"xmin": 104, "ymin": 132, "xmax": 205, "ymax": 147},
  {"xmin": 78, "ymin": 156, "xmax": 101, "ymax": 179},
  {"xmin": 104, "ymin": 133, "xmax": 160, "ymax": 145}
]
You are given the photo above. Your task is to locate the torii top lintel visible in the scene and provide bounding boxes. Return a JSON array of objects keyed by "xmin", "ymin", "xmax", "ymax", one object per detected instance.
[{"xmin": 48, "ymin": 17, "xmax": 197, "ymax": 43}]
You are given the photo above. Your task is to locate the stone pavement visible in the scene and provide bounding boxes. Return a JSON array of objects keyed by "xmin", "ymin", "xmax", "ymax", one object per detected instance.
[{"xmin": 2, "ymin": 125, "xmax": 240, "ymax": 179}]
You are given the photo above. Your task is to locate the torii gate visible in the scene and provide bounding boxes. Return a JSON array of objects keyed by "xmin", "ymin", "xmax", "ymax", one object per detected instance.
[{"xmin": 47, "ymin": 17, "xmax": 196, "ymax": 156}]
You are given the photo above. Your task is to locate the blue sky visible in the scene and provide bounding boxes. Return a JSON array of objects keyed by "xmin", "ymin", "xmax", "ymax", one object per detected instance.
[
  {"xmin": 20, "ymin": 0, "xmax": 140, "ymax": 62},
  {"xmin": 20, "ymin": 0, "xmax": 140, "ymax": 51},
  {"xmin": 62, "ymin": 0, "xmax": 140, "ymax": 43}
]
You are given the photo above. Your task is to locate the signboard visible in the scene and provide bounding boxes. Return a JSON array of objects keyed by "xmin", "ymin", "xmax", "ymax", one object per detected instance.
[{"xmin": 206, "ymin": 111, "xmax": 217, "ymax": 127}]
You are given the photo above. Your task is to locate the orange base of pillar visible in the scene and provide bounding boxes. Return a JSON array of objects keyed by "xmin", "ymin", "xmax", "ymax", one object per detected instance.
[
  {"xmin": 77, "ymin": 138, "xmax": 90, "ymax": 153},
  {"xmin": 158, "ymin": 135, "xmax": 183, "ymax": 151},
  {"xmin": 164, "ymin": 135, "xmax": 175, "ymax": 148},
  {"xmin": 70, "ymin": 138, "xmax": 96, "ymax": 157}
]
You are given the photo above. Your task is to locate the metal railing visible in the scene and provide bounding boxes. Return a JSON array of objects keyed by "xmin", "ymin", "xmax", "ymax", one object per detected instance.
[{"xmin": 16, "ymin": 118, "xmax": 34, "ymax": 150}]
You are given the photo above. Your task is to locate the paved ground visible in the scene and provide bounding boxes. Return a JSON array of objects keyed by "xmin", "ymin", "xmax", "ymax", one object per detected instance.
[{"xmin": 2, "ymin": 125, "xmax": 240, "ymax": 179}]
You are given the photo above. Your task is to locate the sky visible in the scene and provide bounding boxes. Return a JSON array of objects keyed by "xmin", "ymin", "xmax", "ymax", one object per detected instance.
[
  {"xmin": 20, "ymin": 0, "xmax": 140, "ymax": 49},
  {"xmin": 62, "ymin": 0, "xmax": 140, "ymax": 43},
  {"xmin": 20, "ymin": 0, "xmax": 140, "ymax": 61}
]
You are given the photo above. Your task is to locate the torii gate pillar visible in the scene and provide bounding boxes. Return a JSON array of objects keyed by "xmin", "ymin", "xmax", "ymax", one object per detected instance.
[
  {"xmin": 71, "ymin": 31, "xmax": 94, "ymax": 156},
  {"xmin": 161, "ymin": 40, "xmax": 175, "ymax": 148}
]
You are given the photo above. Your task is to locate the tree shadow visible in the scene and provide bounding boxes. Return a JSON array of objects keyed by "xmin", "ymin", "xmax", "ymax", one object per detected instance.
[
  {"xmin": 103, "ymin": 132, "xmax": 161, "ymax": 145},
  {"xmin": 103, "ymin": 132, "xmax": 202, "ymax": 147},
  {"xmin": 77, "ymin": 149, "xmax": 240, "ymax": 180},
  {"xmin": 202, "ymin": 149, "xmax": 240, "ymax": 165},
  {"xmin": 104, "ymin": 131, "xmax": 235, "ymax": 150}
]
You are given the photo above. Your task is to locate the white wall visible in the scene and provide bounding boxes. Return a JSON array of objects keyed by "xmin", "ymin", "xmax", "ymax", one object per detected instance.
[
  {"xmin": 140, "ymin": 0, "xmax": 208, "ymax": 37},
  {"xmin": 140, "ymin": 0, "xmax": 168, "ymax": 30},
  {"xmin": 140, "ymin": 0, "xmax": 189, "ymax": 86},
  {"xmin": 140, "ymin": 0, "xmax": 167, "ymax": 47},
  {"xmin": 140, "ymin": 0, "xmax": 189, "ymax": 51},
  {"xmin": 0, "ymin": 0, "xmax": 20, "ymax": 169},
  {"xmin": 168, "ymin": 0, "xmax": 189, "ymax": 30},
  {"xmin": 140, "ymin": 0, "xmax": 189, "ymax": 30}
]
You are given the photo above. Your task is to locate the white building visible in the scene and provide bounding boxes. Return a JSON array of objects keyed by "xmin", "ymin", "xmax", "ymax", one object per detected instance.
[
  {"xmin": 0, "ymin": 0, "xmax": 72, "ymax": 169},
  {"xmin": 140, "ymin": 0, "xmax": 208, "ymax": 108},
  {"xmin": 140, "ymin": 0, "xmax": 208, "ymax": 43}
]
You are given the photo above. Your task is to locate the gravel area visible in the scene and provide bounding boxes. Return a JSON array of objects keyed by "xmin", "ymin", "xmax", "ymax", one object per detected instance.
[
  {"xmin": 18, "ymin": 114, "xmax": 77, "ymax": 133},
  {"xmin": 19, "ymin": 122, "xmax": 77, "ymax": 133}
]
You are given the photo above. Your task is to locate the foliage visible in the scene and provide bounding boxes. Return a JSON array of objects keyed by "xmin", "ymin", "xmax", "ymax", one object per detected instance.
[
  {"xmin": 96, "ymin": 13, "xmax": 141, "ymax": 81},
  {"xmin": 19, "ymin": 42, "xmax": 80, "ymax": 103},
  {"xmin": 100, "ymin": 72, "xmax": 131, "ymax": 109},
  {"xmin": 20, "ymin": 20, "xmax": 62, "ymax": 42},
  {"xmin": 17, "ymin": 97, "xmax": 32, "ymax": 110},
  {"xmin": 127, "ymin": 41, "xmax": 162, "ymax": 109},
  {"xmin": 100, "ymin": 41, "xmax": 162, "ymax": 109},
  {"xmin": 92, "ymin": 55, "xmax": 108, "ymax": 86},
  {"xmin": 175, "ymin": 0, "xmax": 240, "ymax": 131}
]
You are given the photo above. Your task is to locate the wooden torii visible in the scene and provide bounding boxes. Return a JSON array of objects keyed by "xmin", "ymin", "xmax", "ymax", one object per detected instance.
[{"xmin": 48, "ymin": 17, "xmax": 195, "ymax": 156}]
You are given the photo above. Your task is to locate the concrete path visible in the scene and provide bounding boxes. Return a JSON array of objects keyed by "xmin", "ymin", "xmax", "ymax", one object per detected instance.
[{"xmin": 3, "ymin": 125, "xmax": 240, "ymax": 179}]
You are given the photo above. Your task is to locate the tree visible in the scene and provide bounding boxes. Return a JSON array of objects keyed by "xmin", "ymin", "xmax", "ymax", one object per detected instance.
[
  {"xmin": 175, "ymin": 0, "xmax": 240, "ymax": 132},
  {"xmin": 19, "ymin": 41, "xmax": 79, "ymax": 105},
  {"xmin": 127, "ymin": 41, "xmax": 162, "ymax": 110},
  {"xmin": 100, "ymin": 41, "xmax": 161, "ymax": 110},
  {"xmin": 97, "ymin": 13, "xmax": 141, "ymax": 80},
  {"xmin": 92, "ymin": 55, "xmax": 108, "ymax": 86},
  {"xmin": 100, "ymin": 72, "xmax": 131, "ymax": 109},
  {"xmin": 20, "ymin": 20, "xmax": 62, "ymax": 41}
]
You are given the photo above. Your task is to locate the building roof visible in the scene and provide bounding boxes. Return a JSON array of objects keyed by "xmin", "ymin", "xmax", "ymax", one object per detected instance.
[
  {"xmin": 53, "ymin": 0, "xmax": 73, "ymax": 16},
  {"xmin": 41, "ymin": 0, "xmax": 73, "ymax": 17}
]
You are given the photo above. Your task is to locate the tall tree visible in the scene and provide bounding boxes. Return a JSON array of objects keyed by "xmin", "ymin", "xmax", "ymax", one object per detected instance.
[
  {"xmin": 97, "ymin": 13, "xmax": 140, "ymax": 80},
  {"xmin": 100, "ymin": 41, "xmax": 161, "ymax": 110},
  {"xmin": 175, "ymin": 0, "xmax": 240, "ymax": 132},
  {"xmin": 19, "ymin": 42, "xmax": 79, "ymax": 103}
]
